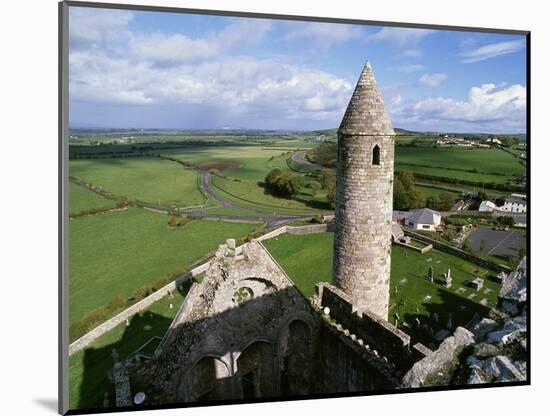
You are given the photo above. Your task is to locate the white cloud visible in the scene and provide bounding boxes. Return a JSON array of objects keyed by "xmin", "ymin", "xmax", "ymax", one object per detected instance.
[
  {"xmin": 387, "ymin": 83, "xmax": 526, "ymax": 133},
  {"xmin": 69, "ymin": 7, "xmax": 134, "ymax": 49},
  {"xmin": 418, "ymin": 72, "xmax": 448, "ymax": 87},
  {"xmin": 398, "ymin": 64, "xmax": 425, "ymax": 73},
  {"xmin": 129, "ymin": 19, "xmax": 271, "ymax": 65},
  {"xmin": 68, "ymin": 10, "xmax": 354, "ymax": 125},
  {"xmin": 367, "ymin": 27, "xmax": 432, "ymax": 49},
  {"xmin": 461, "ymin": 39, "xmax": 525, "ymax": 63},
  {"xmin": 70, "ymin": 47, "xmax": 354, "ymax": 122},
  {"xmin": 402, "ymin": 49, "xmax": 423, "ymax": 58},
  {"xmin": 284, "ymin": 22, "xmax": 361, "ymax": 52}
]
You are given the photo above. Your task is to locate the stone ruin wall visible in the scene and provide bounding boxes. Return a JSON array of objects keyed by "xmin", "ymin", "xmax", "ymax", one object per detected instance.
[
  {"xmin": 312, "ymin": 282, "xmax": 428, "ymax": 393},
  {"xmin": 123, "ymin": 240, "xmax": 322, "ymax": 405}
]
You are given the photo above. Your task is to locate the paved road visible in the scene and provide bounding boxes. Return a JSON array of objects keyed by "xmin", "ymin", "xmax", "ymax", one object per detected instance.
[{"xmin": 291, "ymin": 150, "xmax": 323, "ymax": 169}]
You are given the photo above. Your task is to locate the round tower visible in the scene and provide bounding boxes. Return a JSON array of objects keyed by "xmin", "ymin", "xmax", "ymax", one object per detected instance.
[{"xmin": 332, "ymin": 61, "xmax": 395, "ymax": 320}]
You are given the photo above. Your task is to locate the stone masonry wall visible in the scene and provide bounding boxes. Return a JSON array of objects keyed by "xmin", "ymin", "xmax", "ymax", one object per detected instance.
[{"xmin": 316, "ymin": 283, "xmax": 425, "ymax": 370}]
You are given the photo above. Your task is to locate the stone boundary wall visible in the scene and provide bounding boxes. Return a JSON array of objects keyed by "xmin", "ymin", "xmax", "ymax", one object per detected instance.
[
  {"xmin": 403, "ymin": 229, "xmax": 511, "ymax": 273},
  {"xmin": 287, "ymin": 224, "xmax": 334, "ymax": 234},
  {"xmin": 439, "ymin": 210, "xmax": 527, "ymax": 219},
  {"xmin": 255, "ymin": 226, "xmax": 288, "ymax": 241},
  {"xmin": 316, "ymin": 282, "xmax": 426, "ymax": 369},
  {"xmin": 440, "ymin": 210, "xmax": 485, "ymax": 217},
  {"xmin": 393, "ymin": 240, "xmax": 433, "ymax": 254},
  {"xmin": 256, "ymin": 223, "xmax": 334, "ymax": 241},
  {"xmin": 68, "ymin": 261, "xmax": 211, "ymax": 356}
]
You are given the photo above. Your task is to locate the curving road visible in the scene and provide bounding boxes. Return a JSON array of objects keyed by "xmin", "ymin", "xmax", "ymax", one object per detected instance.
[
  {"xmin": 188, "ymin": 170, "xmax": 315, "ymax": 228},
  {"xmin": 291, "ymin": 150, "xmax": 323, "ymax": 169}
]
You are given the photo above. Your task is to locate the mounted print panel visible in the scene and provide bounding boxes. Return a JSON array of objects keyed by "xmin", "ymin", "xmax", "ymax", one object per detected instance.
[{"xmin": 59, "ymin": 1, "xmax": 529, "ymax": 414}]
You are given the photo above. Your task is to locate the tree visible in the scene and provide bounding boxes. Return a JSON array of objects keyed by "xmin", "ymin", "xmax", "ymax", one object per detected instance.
[
  {"xmin": 442, "ymin": 227, "xmax": 456, "ymax": 242},
  {"xmin": 393, "ymin": 177, "xmax": 410, "ymax": 210},
  {"xmin": 264, "ymin": 168, "xmax": 303, "ymax": 198},
  {"xmin": 463, "ymin": 238, "xmax": 472, "ymax": 253},
  {"xmin": 395, "ymin": 171, "xmax": 424, "ymax": 210},
  {"xmin": 426, "ymin": 195, "xmax": 441, "ymax": 210},
  {"xmin": 265, "ymin": 168, "xmax": 283, "ymax": 185},
  {"xmin": 477, "ymin": 191, "xmax": 489, "ymax": 202},
  {"xmin": 319, "ymin": 168, "xmax": 336, "ymax": 189},
  {"xmin": 499, "ymin": 136, "xmax": 520, "ymax": 147},
  {"xmin": 438, "ymin": 192, "xmax": 456, "ymax": 211},
  {"xmin": 326, "ymin": 182, "xmax": 337, "ymax": 209},
  {"xmin": 518, "ymin": 247, "xmax": 526, "ymax": 259},
  {"xmin": 308, "ymin": 181, "xmax": 321, "ymax": 196},
  {"xmin": 496, "ymin": 216, "xmax": 514, "ymax": 227},
  {"xmin": 408, "ymin": 188, "xmax": 425, "ymax": 210},
  {"xmin": 398, "ymin": 171, "xmax": 415, "ymax": 190}
]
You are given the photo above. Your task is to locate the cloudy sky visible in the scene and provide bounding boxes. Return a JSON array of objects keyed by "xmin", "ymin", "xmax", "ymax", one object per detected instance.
[{"xmin": 69, "ymin": 6, "xmax": 527, "ymax": 133}]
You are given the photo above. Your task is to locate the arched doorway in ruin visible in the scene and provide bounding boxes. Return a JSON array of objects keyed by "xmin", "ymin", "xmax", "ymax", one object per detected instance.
[
  {"xmin": 236, "ymin": 340, "xmax": 277, "ymax": 399},
  {"xmin": 279, "ymin": 319, "xmax": 311, "ymax": 396},
  {"xmin": 181, "ymin": 355, "xmax": 232, "ymax": 402}
]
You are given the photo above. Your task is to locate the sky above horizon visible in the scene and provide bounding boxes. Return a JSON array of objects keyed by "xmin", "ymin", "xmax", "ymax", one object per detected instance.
[{"xmin": 68, "ymin": 6, "xmax": 527, "ymax": 134}]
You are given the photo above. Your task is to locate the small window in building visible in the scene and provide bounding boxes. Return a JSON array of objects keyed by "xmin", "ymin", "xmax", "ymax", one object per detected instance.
[{"xmin": 372, "ymin": 145, "xmax": 380, "ymax": 165}]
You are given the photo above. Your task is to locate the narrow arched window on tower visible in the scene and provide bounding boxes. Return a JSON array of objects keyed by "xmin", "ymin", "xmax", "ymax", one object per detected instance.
[{"xmin": 372, "ymin": 145, "xmax": 381, "ymax": 165}]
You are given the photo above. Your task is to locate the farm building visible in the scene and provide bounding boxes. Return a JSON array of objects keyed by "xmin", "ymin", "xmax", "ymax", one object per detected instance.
[
  {"xmin": 403, "ymin": 208, "xmax": 441, "ymax": 231},
  {"xmin": 479, "ymin": 200, "xmax": 497, "ymax": 212},
  {"xmin": 502, "ymin": 194, "xmax": 527, "ymax": 213}
]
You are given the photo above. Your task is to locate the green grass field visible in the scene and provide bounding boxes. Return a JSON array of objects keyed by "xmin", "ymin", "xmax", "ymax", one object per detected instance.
[
  {"xmin": 70, "ymin": 158, "xmax": 205, "ymax": 207},
  {"xmin": 69, "ymin": 182, "xmax": 117, "ymax": 215},
  {"xmin": 395, "ymin": 147, "xmax": 525, "ymax": 184},
  {"xmin": 164, "ymin": 145, "xmax": 330, "ymax": 213},
  {"xmin": 69, "ymin": 208, "xmax": 259, "ymax": 324},
  {"xmin": 212, "ymin": 175, "xmax": 329, "ymax": 214},
  {"xmin": 416, "ymin": 185, "xmax": 461, "ymax": 202},
  {"xmin": 69, "ymin": 294, "xmax": 185, "ymax": 410},
  {"xmin": 263, "ymin": 232, "xmax": 499, "ymax": 346},
  {"xmin": 165, "ymin": 146, "xmax": 292, "ymax": 181}
]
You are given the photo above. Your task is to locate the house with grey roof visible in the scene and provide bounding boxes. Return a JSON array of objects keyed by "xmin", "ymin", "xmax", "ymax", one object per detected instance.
[{"xmin": 404, "ymin": 208, "xmax": 442, "ymax": 231}]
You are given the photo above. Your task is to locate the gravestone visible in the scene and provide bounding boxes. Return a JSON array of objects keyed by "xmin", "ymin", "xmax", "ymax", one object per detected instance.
[
  {"xmin": 446, "ymin": 313, "xmax": 454, "ymax": 330},
  {"xmin": 443, "ymin": 268, "xmax": 453, "ymax": 288}
]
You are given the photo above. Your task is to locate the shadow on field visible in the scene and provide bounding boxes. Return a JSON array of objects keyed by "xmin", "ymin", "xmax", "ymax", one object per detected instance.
[
  {"xmin": 75, "ymin": 312, "xmax": 173, "ymax": 411},
  {"xmin": 301, "ymin": 198, "xmax": 332, "ymax": 210},
  {"xmin": 399, "ymin": 288, "xmax": 491, "ymax": 350}
]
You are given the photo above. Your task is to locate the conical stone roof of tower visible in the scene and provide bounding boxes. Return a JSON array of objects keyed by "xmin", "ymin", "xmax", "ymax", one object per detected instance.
[{"xmin": 339, "ymin": 61, "xmax": 395, "ymax": 136}]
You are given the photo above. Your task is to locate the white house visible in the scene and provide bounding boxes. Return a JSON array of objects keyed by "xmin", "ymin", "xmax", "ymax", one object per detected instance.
[
  {"xmin": 404, "ymin": 208, "xmax": 442, "ymax": 231},
  {"xmin": 479, "ymin": 200, "xmax": 497, "ymax": 212},
  {"xmin": 486, "ymin": 138, "xmax": 502, "ymax": 145},
  {"xmin": 502, "ymin": 194, "xmax": 527, "ymax": 213}
]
